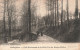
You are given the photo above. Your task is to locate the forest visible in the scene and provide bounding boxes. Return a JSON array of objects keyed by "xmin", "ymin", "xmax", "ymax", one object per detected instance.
[{"xmin": 0, "ymin": 0, "xmax": 80, "ymax": 44}]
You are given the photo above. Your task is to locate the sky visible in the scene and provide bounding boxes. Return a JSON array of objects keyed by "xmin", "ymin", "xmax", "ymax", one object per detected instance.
[{"xmin": 0, "ymin": 0, "xmax": 80, "ymax": 20}]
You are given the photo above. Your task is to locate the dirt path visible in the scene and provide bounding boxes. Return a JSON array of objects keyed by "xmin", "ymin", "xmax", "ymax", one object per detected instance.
[
  {"xmin": 36, "ymin": 35, "xmax": 60, "ymax": 42},
  {"xmin": 7, "ymin": 34, "xmax": 60, "ymax": 44}
]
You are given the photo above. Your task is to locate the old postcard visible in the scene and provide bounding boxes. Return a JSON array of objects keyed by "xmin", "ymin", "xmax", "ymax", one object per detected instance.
[{"xmin": 0, "ymin": 0, "xmax": 80, "ymax": 50}]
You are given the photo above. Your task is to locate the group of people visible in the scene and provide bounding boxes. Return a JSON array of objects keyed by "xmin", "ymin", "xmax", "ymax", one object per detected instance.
[
  {"xmin": 36, "ymin": 28, "xmax": 44, "ymax": 36},
  {"xmin": 36, "ymin": 31, "xmax": 43, "ymax": 36}
]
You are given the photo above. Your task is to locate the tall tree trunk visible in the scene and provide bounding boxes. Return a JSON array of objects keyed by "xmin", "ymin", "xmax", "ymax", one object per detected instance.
[
  {"xmin": 3, "ymin": 0, "xmax": 7, "ymax": 43},
  {"xmin": 66, "ymin": 0, "xmax": 69, "ymax": 28},
  {"xmin": 55, "ymin": 0, "xmax": 56, "ymax": 27},
  {"xmin": 79, "ymin": 12, "xmax": 80, "ymax": 18},
  {"xmin": 75, "ymin": 0, "xmax": 78, "ymax": 19},
  {"xmin": 53, "ymin": 1, "xmax": 54, "ymax": 26},
  {"xmin": 48, "ymin": 0, "xmax": 49, "ymax": 27},
  {"xmin": 50, "ymin": 0, "xmax": 51, "ymax": 26},
  {"xmin": 57, "ymin": 0, "xmax": 59, "ymax": 27},
  {"xmin": 7, "ymin": 0, "xmax": 12, "ymax": 40},
  {"xmin": 61, "ymin": 0, "xmax": 63, "ymax": 28},
  {"xmin": 28, "ymin": 0, "xmax": 32, "ymax": 40}
]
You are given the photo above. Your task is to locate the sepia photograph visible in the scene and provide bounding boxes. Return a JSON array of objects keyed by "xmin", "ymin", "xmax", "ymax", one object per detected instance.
[{"xmin": 0, "ymin": 0, "xmax": 80, "ymax": 46}]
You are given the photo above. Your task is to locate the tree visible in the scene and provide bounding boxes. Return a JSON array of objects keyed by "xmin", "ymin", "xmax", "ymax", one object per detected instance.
[
  {"xmin": 3, "ymin": 0, "xmax": 7, "ymax": 43},
  {"xmin": 66, "ymin": 0, "xmax": 69, "ymax": 28},
  {"xmin": 53, "ymin": 0, "xmax": 55, "ymax": 26},
  {"xmin": 22, "ymin": 0, "xmax": 28, "ymax": 32},
  {"xmin": 21, "ymin": 0, "xmax": 32, "ymax": 41},
  {"xmin": 79, "ymin": 12, "xmax": 80, "ymax": 18},
  {"xmin": 61, "ymin": 0, "xmax": 63, "ymax": 28},
  {"xmin": 47, "ymin": 0, "xmax": 50, "ymax": 27},
  {"xmin": 54, "ymin": 0, "xmax": 56, "ymax": 27},
  {"xmin": 6, "ymin": 0, "xmax": 16, "ymax": 41},
  {"xmin": 28, "ymin": 0, "xmax": 32, "ymax": 40},
  {"xmin": 57, "ymin": 0, "xmax": 59, "ymax": 27},
  {"xmin": 75, "ymin": 0, "xmax": 78, "ymax": 19}
]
